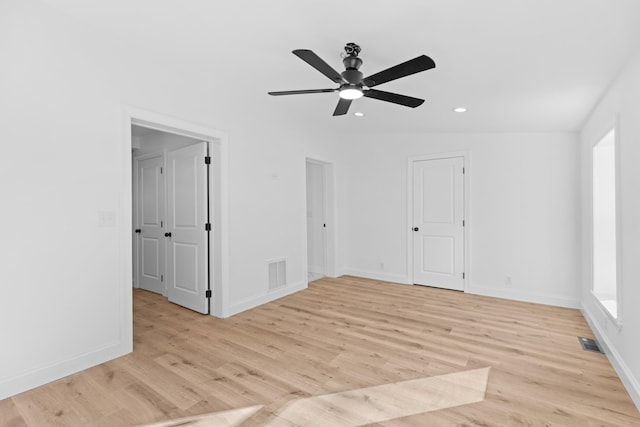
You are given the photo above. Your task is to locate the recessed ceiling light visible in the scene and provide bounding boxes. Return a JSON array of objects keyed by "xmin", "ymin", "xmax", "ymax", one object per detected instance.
[
  {"xmin": 354, "ymin": 112, "xmax": 364, "ymax": 117},
  {"xmin": 453, "ymin": 107, "xmax": 467, "ymax": 113}
]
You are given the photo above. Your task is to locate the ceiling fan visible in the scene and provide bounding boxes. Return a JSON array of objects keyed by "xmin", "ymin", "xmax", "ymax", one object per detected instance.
[{"xmin": 268, "ymin": 42, "xmax": 436, "ymax": 116}]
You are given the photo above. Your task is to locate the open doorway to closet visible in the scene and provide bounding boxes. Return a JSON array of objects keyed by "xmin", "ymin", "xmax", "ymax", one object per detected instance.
[
  {"xmin": 130, "ymin": 122, "xmax": 224, "ymax": 316},
  {"xmin": 305, "ymin": 159, "xmax": 336, "ymax": 283},
  {"xmin": 132, "ymin": 126, "xmax": 211, "ymax": 314}
]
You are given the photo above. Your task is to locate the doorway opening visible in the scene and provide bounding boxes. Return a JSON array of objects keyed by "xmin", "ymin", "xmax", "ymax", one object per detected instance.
[
  {"xmin": 592, "ymin": 127, "xmax": 619, "ymax": 320},
  {"xmin": 122, "ymin": 107, "xmax": 228, "ymax": 324},
  {"xmin": 132, "ymin": 126, "xmax": 202, "ymax": 297},
  {"xmin": 133, "ymin": 126, "xmax": 213, "ymax": 314},
  {"xmin": 305, "ymin": 159, "xmax": 336, "ymax": 282}
]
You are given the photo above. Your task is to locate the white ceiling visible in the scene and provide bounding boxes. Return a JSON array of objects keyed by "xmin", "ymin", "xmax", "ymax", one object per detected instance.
[{"xmin": 40, "ymin": 0, "xmax": 640, "ymax": 133}]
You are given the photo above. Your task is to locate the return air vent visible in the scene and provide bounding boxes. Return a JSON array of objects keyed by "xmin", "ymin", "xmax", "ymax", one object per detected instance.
[
  {"xmin": 268, "ymin": 259, "xmax": 287, "ymax": 290},
  {"xmin": 578, "ymin": 337, "xmax": 604, "ymax": 354}
]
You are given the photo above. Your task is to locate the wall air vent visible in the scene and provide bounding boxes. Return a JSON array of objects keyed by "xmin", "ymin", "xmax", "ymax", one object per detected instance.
[{"xmin": 268, "ymin": 259, "xmax": 287, "ymax": 290}]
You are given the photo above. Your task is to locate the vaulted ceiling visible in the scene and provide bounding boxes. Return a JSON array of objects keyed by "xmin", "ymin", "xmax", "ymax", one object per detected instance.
[{"xmin": 40, "ymin": 0, "xmax": 640, "ymax": 133}]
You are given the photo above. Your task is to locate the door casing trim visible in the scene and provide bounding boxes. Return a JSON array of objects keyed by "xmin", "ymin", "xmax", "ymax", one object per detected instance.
[{"xmin": 121, "ymin": 106, "xmax": 229, "ymax": 323}]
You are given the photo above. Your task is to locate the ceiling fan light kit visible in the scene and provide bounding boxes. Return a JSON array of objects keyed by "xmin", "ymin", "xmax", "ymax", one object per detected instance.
[
  {"xmin": 268, "ymin": 42, "xmax": 436, "ymax": 116},
  {"xmin": 339, "ymin": 87, "xmax": 364, "ymax": 100}
]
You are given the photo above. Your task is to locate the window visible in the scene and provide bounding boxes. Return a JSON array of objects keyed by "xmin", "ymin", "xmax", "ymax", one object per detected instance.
[{"xmin": 592, "ymin": 128, "xmax": 618, "ymax": 320}]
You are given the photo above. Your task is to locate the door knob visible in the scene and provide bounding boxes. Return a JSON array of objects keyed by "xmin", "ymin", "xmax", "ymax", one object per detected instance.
[
  {"xmin": 413, "ymin": 227, "xmax": 419, "ymax": 232},
  {"xmin": 135, "ymin": 229, "xmax": 141, "ymax": 234},
  {"xmin": 164, "ymin": 232, "xmax": 172, "ymax": 237}
]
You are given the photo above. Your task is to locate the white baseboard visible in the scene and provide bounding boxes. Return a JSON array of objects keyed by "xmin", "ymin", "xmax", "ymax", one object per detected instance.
[
  {"xmin": 0, "ymin": 340, "xmax": 130, "ymax": 401},
  {"xmin": 581, "ymin": 304, "xmax": 640, "ymax": 411},
  {"xmin": 342, "ymin": 269, "xmax": 411, "ymax": 285},
  {"xmin": 224, "ymin": 281, "xmax": 307, "ymax": 318},
  {"xmin": 465, "ymin": 284, "xmax": 580, "ymax": 309}
]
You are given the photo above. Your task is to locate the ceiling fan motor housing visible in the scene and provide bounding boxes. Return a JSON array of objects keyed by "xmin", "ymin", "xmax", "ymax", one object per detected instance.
[{"xmin": 341, "ymin": 68, "xmax": 363, "ymax": 85}]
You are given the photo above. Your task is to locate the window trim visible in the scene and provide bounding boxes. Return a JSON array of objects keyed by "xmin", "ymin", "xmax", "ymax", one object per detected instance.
[{"xmin": 590, "ymin": 115, "xmax": 623, "ymax": 327}]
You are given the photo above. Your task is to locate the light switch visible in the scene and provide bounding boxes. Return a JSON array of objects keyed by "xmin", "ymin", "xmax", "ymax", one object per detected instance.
[{"xmin": 98, "ymin": 211, "xmax": 116, "ymax": 227}]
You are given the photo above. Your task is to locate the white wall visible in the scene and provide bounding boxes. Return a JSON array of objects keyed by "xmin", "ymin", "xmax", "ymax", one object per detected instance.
[
  {"xmin": 0, "ymin": 0, "xmax": 341, "ymax": 399},
  {"xmin": 580, "ymin": 48, "xmax": 640, "ymax": 408},
  {"xmin": 337, "ymin": 132, "xmax": 581, "ymax": 308}
]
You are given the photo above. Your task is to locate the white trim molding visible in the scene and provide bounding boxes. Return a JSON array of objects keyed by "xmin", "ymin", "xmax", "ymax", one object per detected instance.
[
  {"xmin": 342, "ymin": 269, "xmax": 411, "ymax": 285},
  {"xmin": 466, "ymin": 284, "xmax": 580, "ymax": 309},
  {"xmin": 0, "ymin": 341, "xmax": 125, "ymax": 401},
  {"xmin": 582, "ymin": 304, "xmax": 640, "ymax": 411},
  {"xmin": 225, "ymin": 281, "xmax": 308, "ymax": 318}
]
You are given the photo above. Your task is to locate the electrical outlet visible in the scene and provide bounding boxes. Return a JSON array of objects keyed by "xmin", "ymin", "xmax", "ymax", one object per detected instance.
[
  {"xmin": 380, "ymin": 262, "xmax": 385, "ymax": 270},
  {"xmin": 505, "ymin": 275, "xmax": 512, "ymax": 285}
]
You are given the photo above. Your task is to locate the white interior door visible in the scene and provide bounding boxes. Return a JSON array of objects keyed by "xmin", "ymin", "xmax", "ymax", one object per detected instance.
[
  {"xmin": 413, "ymin": 157, "xmax": 465, "ymax": 290},
  {"xmin": 306, "ymin": 161, "xmax": 326, "ymax": 277},
  {"xmin": 166, "ymin": 142, "xmax": 209, "ymax": 314},
  {"xmin": 137, "ymin": 155, "xmax": 165, "ymax": 295}
]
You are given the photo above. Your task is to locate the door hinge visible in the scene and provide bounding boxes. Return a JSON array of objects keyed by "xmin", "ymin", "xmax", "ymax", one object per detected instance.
[
  {"xmin": 205, "ymin": 156, "xmax": 211, "ymax": 165},
  {"xmin": 463, "ymin": 220, "xmax": 465, "ymax": 227},
  {"xmin": 205, "ymin": 223, "xmax": 211, "ymax": 231},
  {"xmin": 463, "ymin": 167, "xmax": 465, "ymax": 174},
  {"xmin": 160, "ymin": 167, "xmax": 163, "ymax": 174},
  {"xmin": 205, "ymin": 289, "xmax": 212, "ymax": 298},
  {"xmin": 161, "ymin": 274, "xmax": 164, "ymax": 282},
  {"xmin": 161, "ymin": 220, "xmax": 163, "ymax": 228},
  {"xmin": 463, "ymin": 272, "xmax": 465, "ymax": 279}
]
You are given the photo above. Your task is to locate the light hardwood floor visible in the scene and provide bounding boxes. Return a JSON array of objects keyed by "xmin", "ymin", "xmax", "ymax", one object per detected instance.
[{"xmin": 2, "ymin": 276, "xmax": 639, "ymax": 426}]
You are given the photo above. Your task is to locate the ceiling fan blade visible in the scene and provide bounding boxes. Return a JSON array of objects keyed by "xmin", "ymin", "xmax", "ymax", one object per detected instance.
[
  {"xmin": 363, "ymin": 89, "xmax": 425, "ymax": 108},
  {"xmin": 293, "ymin": 49, "xmax": 345, "ymax": 84},
  {"xmin": 333, "ymin": 98, "xmax": 352, "ymax": 116},
  {"xmin": 363, "ymin": 55, "xmax": 436, "ymax": 87},
  {"xmin": 268, "ymin": 88, "xmax": 337, "ymax": 96}
]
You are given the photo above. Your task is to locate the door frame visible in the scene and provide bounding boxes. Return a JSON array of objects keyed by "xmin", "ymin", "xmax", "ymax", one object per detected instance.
[
  {"xmin": 406, "ymin": 151, "xmax": 471, "ymax": 289},
  {"xmin": 121, "ymin": 106, "xmax": 229, "ymax": 324},
  {"xmin": 305, "ymin": 158, "xmax": 337, "ymax": 278}
]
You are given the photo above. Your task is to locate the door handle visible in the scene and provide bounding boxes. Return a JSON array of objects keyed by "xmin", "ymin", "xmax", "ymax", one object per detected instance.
[
  {"xmin": 135, "ymin": 229, "xmax": 141, "ymax": 234},
  {"xmin": 164, "ymin": 232, "xmax": 172, "ymax": 237},
  {"xmin": 413, "ymin": 227, "xmax": 419, "ymax": 232}
]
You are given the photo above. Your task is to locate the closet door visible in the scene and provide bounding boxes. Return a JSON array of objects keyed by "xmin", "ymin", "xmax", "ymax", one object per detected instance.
[{"xmin": 412, "ymin": 157, "xmax": 465, "ymax": 291}]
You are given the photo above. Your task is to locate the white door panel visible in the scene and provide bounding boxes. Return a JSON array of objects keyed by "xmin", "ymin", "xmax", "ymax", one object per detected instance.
[
  {"xmin": 413, "ymin": 157, "xmax": 464, "ymax": 290},
  {"xmin": 137, "ymin": 155, "xmax": 164, "ymax": 295},
  {"xmin": 420, "ymin": 166, "xmax": 455, "ymax": 224},
  {"xmin": 421, "ymin": 235, "xmax": 455, "ymax": 274},
  {"xmin": 166, "ymin": 142, "xmax": 209, "ymax": 314}
]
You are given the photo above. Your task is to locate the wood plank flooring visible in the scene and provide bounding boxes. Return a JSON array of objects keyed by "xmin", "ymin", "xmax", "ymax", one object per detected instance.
[{"xmin": 2, "ymin": 276, "xmax": 639, "ymax": 426}]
